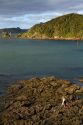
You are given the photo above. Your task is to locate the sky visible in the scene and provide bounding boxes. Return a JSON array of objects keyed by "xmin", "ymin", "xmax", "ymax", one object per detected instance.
[{"xmin": 0, "ymin": 0, "xmax": 83, "ymax": 29}]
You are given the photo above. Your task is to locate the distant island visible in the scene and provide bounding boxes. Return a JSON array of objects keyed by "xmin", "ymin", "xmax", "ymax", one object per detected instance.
[
  {"xmin": 0, "ymin": 27, "xmax": 27, "ymax": 38},
  {"xmin": 18, "ymin": 13, "xmax": 83, "ymax": 40}
]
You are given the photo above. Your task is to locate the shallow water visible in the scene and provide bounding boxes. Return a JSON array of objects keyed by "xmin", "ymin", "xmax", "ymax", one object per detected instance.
[{"xmin": 0, "ymin": 38, "xmax": 83, "ymax": 93}]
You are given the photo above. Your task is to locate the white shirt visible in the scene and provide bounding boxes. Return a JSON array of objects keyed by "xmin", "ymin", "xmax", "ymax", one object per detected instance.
[{"xmin": 62, "ymin": 97, "xmax": 66, "ymax": 106}]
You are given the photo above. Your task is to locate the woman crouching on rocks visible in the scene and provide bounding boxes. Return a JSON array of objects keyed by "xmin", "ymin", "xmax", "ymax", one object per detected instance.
[{"xmin": 61, "ymin": 96, "xmax": 69, "ymax": 108}]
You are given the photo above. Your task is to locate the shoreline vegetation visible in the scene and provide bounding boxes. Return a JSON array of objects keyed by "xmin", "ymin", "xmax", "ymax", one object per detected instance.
[
  {"xmin": 0, "ymin": 13, "xmax": 83, "ymax": 41},
  {"xmin": 18, "ymin": 37, "xmax": 83, "ymax": 41},
  {"xmin": 0, "ymin": 13, "xmax": 82, "ymax": 41},
  {"xmin": 0, "ymin": 76, "xmax": 83, "ymax": 125},
  {"xmin": 18, "ymin": 13, "xmax": 83, "ymax": 41}
]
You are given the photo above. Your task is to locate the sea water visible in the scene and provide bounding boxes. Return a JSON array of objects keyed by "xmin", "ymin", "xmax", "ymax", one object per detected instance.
[{"xmin": 0, "ymin": 38, "xmax": 83, "ymax": 93}]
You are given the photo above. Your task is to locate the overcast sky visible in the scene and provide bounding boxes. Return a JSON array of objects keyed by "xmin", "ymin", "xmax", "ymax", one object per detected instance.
[{"xmin": 0, "ymin": 0, "xmax": 83, "ymax": 29}]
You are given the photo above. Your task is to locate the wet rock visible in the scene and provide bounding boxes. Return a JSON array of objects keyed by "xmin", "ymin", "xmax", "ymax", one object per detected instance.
[
  {"xmin": 8, "ymin": 84, "xmax": 23, "ymax": 94},
  {"xmin": 65, "ymin": 85, "xmax": 80, "ymax": 94},
  {"xmin": 50, "ymin": 82, "xmax": 57, "ymax": 87},
  {"xmin": 15, "ymin": 95, "xmax": 28, "ymax": 101},
  {"xmin": 75, "ymin": 87, "xmax": 83, "ymax": 93},
  {"xmin": 0, "ymin": 76, "xmax": 83, "ymax": 125}
]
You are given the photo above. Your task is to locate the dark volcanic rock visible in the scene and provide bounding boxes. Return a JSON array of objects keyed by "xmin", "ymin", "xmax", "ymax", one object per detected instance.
[{"xmin": 0, "ymin": 76, "xmax": 83, "ymax": 125}]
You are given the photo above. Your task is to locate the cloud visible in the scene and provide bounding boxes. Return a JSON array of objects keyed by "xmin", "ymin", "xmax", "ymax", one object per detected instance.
[
  {"xmin": 0, "ymin": 0, "xmax": 82, "ymax": 28},
  {"xmin": 0, "ymin": 0, "xmax": 82, "ymax": 16},
  {"xmin": 70, "ymin": 4, "xmax": 83, "ymax": 9},
  {"xmin": 0, "ymin": 11, "xmax": 64, "ymax": 29}
]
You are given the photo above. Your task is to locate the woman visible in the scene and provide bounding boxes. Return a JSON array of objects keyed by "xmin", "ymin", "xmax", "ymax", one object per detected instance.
[{"xmin": 62, "ymin": 96, "xmax": 68, "ymax": 108}]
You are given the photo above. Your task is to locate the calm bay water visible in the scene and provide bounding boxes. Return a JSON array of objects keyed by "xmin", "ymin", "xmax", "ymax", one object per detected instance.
[{"xmin": 0, "ymin": 38, "xmax": 83, "ymax": 93}]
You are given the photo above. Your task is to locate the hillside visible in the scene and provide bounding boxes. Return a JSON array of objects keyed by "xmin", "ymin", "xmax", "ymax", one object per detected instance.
[{"xmin": 19, "ymin": 13, "xmax": 83, "ymax": 40}]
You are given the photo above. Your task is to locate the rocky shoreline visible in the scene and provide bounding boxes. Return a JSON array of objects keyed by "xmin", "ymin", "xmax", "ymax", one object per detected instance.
[
  {"xmin": 0, "ymin": 76, "xmax": 83, "ymax": 125},
  {"xmin": 18, "ymin": 35, "xmax": 83, "ymax": 41}
]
